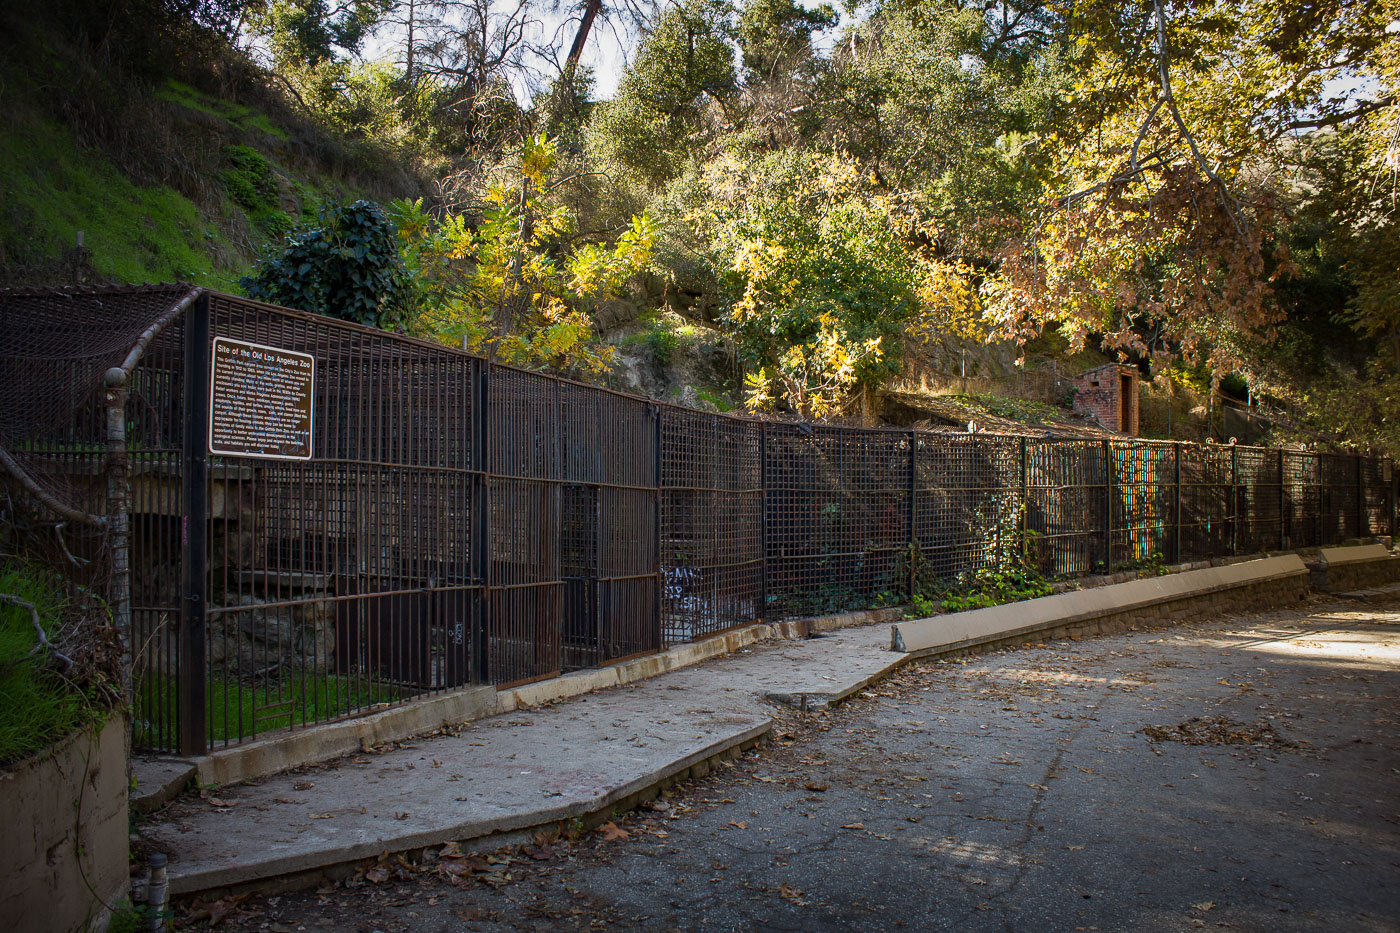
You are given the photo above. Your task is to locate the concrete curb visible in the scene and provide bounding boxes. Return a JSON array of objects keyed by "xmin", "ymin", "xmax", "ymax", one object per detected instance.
[
  {"xmin": 1318, "ymin": 543, "xmax": 1391, "ymax": 567},
  {"xmin": 891, "ymin": 555, "xmax": 1309, "ymax": 656},
  {"xmin": 763, "ymin": 658, "xmax": 905, "ymax": 711},
  {"xmin": 131, "ymin": 758, "xmax": 198, "ymax": 814},
  {"xmin": 1337, "ymin": 582, "xmax": 1400, "ymax": 601},
  {"xmin": 186, "ymin": 609, "xmax": 900, "ymax": 788},
  {"xmin": 1310, "ymin": 544, "xmax": 1400, "ymax": 594},
  {"xmin": 167, "ymin": 719, "xmax": 772, "ymax": 896},
  {"xmin": 190, "ymin": 686, "xmax": 499, "ymax": 788}
]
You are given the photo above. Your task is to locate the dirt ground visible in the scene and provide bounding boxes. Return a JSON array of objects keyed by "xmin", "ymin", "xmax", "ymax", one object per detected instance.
[{"xmin": 180, "ymin": 597, "xmax": 1400, "ymax": 932}]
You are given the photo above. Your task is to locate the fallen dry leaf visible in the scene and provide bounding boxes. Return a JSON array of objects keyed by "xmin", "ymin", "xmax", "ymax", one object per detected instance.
[{"xmin": 598, "ymin": 821, "xmax": 630, "ymax": 842}]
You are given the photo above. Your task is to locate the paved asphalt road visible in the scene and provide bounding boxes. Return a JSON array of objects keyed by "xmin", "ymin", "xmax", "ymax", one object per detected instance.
[{"xmin": 184, "ymin": 598, "xmax": 1400, "ymax": 933}]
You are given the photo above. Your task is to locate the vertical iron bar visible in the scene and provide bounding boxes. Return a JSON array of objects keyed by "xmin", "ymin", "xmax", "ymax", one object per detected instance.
[
  {"xmin": 906, "ymin": 431, "xmax": 916, "ymax": 600},
  {"xmin": 759, "ymin": 423, "xmax": 768, "ymax": 621},
  {"xmin": 471, "ymin": 359, "xmax": 491, "ymax": 683},
  {"xmin": 1173, "ymin": 443, "xmax": 1182, "ymax": 564},
  {"xmin": 1356, "ymin": 454, "xmax": 1365, "ymax": 539},
  {"xmin": 179, "ymin": 293, "xmax": 210, "ymax": 756},
  {"xmin": 1231, "ymin": 445, "xmax": 1239, "ymax": 556},
  {"xmin": 1102, "ymin": 439, "xmax": 1113, "ymax": 572},
  {"xmin": 1019, "ymin": 437, "xmax": 1028, "ymax": 564},
  {"xmin": 1279, "ymin": 449, "xmax": 1287, "ymax": 551},
  {"xmin": 653, "ymin": 406, "xmax": 662, "ymax": 650},
  {"xmin": 1391, "ymin": 458, "xmax": 1397, "ymax": 541},
  {"xmin": 103, "ymin": 367, "xmax": 132, "ymax": 713}
]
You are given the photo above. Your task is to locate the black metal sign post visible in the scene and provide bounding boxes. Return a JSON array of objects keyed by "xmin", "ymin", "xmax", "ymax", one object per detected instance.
[{"xmin": 179, "ymin": 294, "xmax": 210, "ymax": 756}]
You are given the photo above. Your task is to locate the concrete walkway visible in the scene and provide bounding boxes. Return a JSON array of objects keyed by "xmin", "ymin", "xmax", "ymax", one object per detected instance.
[{"xmin": 145, "ymin": 623, "xmax": 906, "ymax": 896}]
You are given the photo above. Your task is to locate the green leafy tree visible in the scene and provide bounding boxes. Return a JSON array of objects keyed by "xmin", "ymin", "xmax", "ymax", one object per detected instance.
[
  {"xmin": 735, "ymin": 0, "xmax": 835, "ymax": 84},
  {"xmin": 393, "ymin": 135, "xmax": 657, "ymax": 375},
  {"xmin": 586, "ymin": 0, "xmax": 738, "ymax": 189},
  {"xmin": 241, "ymin": 200, "xmax": 414, "ymax": 332},
  {"xmin": 988, "ymin": 0, "xmax": 1393, "ymax": 376},
  {"xmin": 245, "ymin": 0, "xmax": 389, "ymax": 68},
  {"xmin": 692, "ymin": 150, "xmax": 978, "ymax": 419}
]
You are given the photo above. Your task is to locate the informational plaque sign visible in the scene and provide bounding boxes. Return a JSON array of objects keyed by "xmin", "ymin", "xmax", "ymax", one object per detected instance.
[{"xmin": 208, "ymin": 336, "xmax": 315, "ymax": 460}]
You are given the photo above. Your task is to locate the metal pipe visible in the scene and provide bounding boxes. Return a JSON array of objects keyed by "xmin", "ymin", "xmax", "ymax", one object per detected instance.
[
  {"xmin": 116, "ymin": 287, "xmax": 204, "ymax": 378},
  {"xmin": 146, "ymin": 853, "xmax": 168, "ymax": 932},
  {"xmin": 104, "ymin": 367, "xmax": 133, "ymax": 708}
]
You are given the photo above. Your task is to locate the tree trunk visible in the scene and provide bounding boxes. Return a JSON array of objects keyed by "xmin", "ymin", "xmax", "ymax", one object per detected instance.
[
  {"xmin": 405, "ymin": 0, "xmax": 416, "ymax": 119},
  {"xmin": 565, "ymin": 0, "xmax": 603, "ymax": 70}
]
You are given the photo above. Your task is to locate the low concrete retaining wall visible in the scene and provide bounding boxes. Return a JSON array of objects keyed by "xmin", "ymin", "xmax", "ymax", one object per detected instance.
[
  {"xmin": 189, "ymin": 607, "xmax": 903, "ymax": 787},
  {"xmin": 891, "ymin": 555, "xmax": 1310, "ymax": 658},
  {"xmin": 1, "ymin": 716, "xmax": 129, "ymax": 933},
  {"xmin": 1309, "ymin": 544, "xmax": 1400, "ymax": 593}
]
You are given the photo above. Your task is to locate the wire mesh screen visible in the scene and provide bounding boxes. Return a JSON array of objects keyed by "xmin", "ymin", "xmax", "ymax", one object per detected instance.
[
  {"xmin": 1025, "ymin": 440, "xmax": 1109, "ymax": 575},
  {"xmin": 1178, "ymin": 444, "xmax": 1233, "ymax": 558},
  {"xmin": 0, "ymin": 286, "xmax": 199, "ymax": 751},
  {"xmin": 556, "ymin": 381, "xmax": 658, "ymax": 670},
  {"xmin": 1318, "ymin": 454, "xmax": 1360, "ymax": 543},
  {"xmin": 127, "ymin": 319, "xmax": 188, "ymax": 751},
  {"xmin": 488, "ymin": 366, "xmax": 562, "ymax": 686},
  {"xmin": 765, "ymin": 425, "xmax": 910, "ymax": 616},
  {"xmin": 1363, "ymin": 457, "xmax": 1391, "ymax": 535},
  {"xmin": 1283, "ymin": 451, "xmax": 1321, "ymax": 548},
  {"xmin": 1110, "ymin": 441, "xmax": 1177, "ymax": 566},
  {"xmin": 659, "ymin": 408, "xmax": 763, "ymax": 642},
  {"xmin": 1235, "ymin": 447, "xmax": 1283, "ymax": 553},
  {"xmin": 913, "ymin": 435, "xmax": 1022, "ymax": 585},
  {"xmin": 3, "ymin": 286, "xmax": 1397, "ymax": 755},
  {"xmin": 198, "ymin": 295, "xmax": 480, "ymax": 748}
]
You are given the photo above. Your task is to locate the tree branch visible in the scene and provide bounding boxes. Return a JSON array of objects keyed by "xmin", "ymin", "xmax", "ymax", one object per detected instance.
[
  {"xmin": 0, "ymin": 593, "xmax": 74, "ymax": 675},
  {"xmin": 1154, "ymin": 0, "xmax": 1248, "ymax": 236},
  {"xmin": 1285, "ymin": 96, "xmax": 1396, "ymax": 132}
]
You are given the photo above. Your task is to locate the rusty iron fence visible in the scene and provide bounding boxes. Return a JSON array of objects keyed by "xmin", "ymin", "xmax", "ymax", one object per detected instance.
[{"xmin": 1, "ymin": 287, "xmax": 1395, "ymax": 756}]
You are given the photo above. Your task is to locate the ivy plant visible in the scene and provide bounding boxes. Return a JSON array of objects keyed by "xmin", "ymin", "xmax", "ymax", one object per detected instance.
[{"xmin": 241, "ymin": 199, "xmax": 413, "ymax": 332}]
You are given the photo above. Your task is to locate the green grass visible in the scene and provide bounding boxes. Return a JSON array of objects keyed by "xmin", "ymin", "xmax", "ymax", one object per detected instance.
[
  {"xmin": 157, "ymin": 79, "xmax": 290, "ymax": 141},
  {"xmin": 0, "ymin": 114, "xmax": 243, "ymax": 287},
  {"xmin": 0, "ymin": 565, "xmax": 103, "ymax": 766},
  {"xmin": 693, "ymin": 387, "xmax": 737, "ymax": 412},
  {"xmin": 135, "ymin": 670, "xmax": 399, "ymax": 746},
  {"xmin": 955, "ymin": 392, "xmax": 1069, "ymax": 425}
]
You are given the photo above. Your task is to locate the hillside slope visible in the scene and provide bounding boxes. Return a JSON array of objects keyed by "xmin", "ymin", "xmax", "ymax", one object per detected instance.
[{"xmin": 0, "ymin": 10, "xmax": 426, "ymax": 289}]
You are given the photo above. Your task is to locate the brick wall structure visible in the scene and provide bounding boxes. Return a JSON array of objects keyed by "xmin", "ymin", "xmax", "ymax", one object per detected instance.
[{"xmin": 1073, "ymin": 363, "xmax": 1140, "ymax": 434}]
